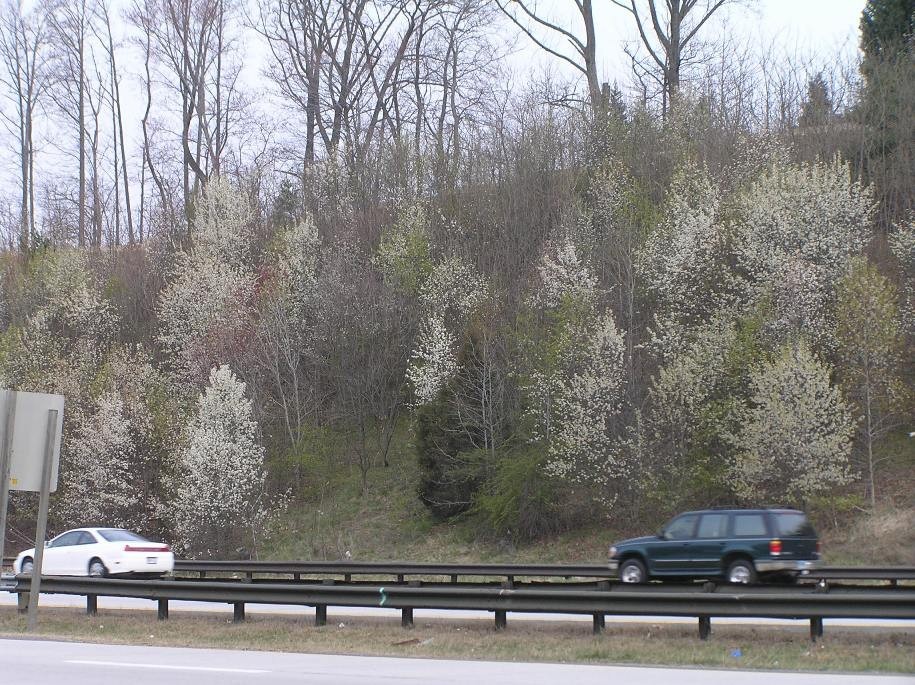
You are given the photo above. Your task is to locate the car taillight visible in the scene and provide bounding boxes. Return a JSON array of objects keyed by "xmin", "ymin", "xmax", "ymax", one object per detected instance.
[
  {"xmin": 816, "ymin": 540, "xmax": 822, "ymax": 554},
  {"xmin": 769, "ymin": 539, "xmax": 782, "ymax": 555},
  {"xmin": 124, "ymin": 544, "xmax": 170, "ymax": 552}
]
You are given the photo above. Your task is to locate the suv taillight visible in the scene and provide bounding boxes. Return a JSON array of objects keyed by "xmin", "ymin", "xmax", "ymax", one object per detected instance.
[
  {"xmin": 769, "ymin": 539, "xmax": 782, "ymax": 556},
  {"xmin": 816, "ymin": 540, "xmax": 822, "ymax": 554}
]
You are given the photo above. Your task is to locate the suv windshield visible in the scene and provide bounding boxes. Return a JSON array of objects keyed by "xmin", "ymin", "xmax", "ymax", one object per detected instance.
[
  {"xmin": 97, "ymin": 529, "xmax": 149, "ymax": 542},
  {"xmin": 773, "ymin": 513, "xmax": 815, "ymax": 537}
]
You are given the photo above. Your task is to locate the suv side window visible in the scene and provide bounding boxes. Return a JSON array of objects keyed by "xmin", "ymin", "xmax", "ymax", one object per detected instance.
[
  {"xmin": 733, "ymin": 513, "xmax": 767, "ymax": 537},
  {"xmin": 697, "ymin": 513, "xmax": 729, "ymax": 539},
  {"xmin": 665, "ymin": 514, "xmax": 698, "ymax": 540}
]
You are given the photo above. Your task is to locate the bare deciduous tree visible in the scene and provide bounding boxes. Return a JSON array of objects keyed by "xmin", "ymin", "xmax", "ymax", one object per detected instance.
[{"xmin": 0, "ymin": 0, "xmax": 50, "ymax": 252}]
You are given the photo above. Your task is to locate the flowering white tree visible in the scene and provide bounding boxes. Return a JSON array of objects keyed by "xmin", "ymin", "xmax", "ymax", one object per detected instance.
[
  {"xmin": 538, "ymin": 311, "xmax": 628, "ymax": 488},
  {"xmin": 375, "ymin": 201, "xmax": 432, "ymax": 294},
  {"xmin": 193, "ymin": 175, "xmax": 255, "ymax": 267},
  {"xmin": 729, "ymin": 341, "xmax": 854, "ymax": 503},
  {"xmin": 637, "ymin": 162, "xmax": 736, "ymax": 361},
  {"xmin": 406, "ymin": 313, "xmax": 458, "ymax": 405},
  {"xmin": 889, "ymin": 216, "xmax": 915, "ymax": 335},
  {"xmin": 406, "ymin": 253, "xmax": 488, "ymax": 405},
  {"xmin": 836, "ymin": 257, "xmax": 907, "ymax": 508},
  {"xmin": 58, "ymin": 393, "xmax": 140, "ymax": 529},
  {"xmin": 644, "ymin": 316, "xmax": 739, "ymax": 485},
  {"xmin": 171, "ymin": 365, "xmax": 272, "ymax": 556},
  {"xmin": 158, "ymin": 178, "xmax": 258, "ymax": 383},
  {"xmin": 520, "ymin": 238, "xmax": 630, "ymax": 496},
  {"xmin": 734, "ymin": 159, "xmax": 875, "ymax": 351},
  {"xmin": 532, "ymin": 236, "xmax": 599, "ymax": 311},
  {"xmin": 31, "ymin": 248, "xmax": 119, "ymax": 350}
]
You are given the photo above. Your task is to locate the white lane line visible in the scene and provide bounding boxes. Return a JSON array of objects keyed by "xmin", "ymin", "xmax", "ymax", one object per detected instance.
[{"xmin": 66, "ymin": 660, "xmax": 269, "ymax": 674}]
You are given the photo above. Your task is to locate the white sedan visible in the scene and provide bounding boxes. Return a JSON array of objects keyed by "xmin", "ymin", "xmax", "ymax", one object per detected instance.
[{"xmin": 13, "ymin": 528, "xmax": 174, "ymax": 577}]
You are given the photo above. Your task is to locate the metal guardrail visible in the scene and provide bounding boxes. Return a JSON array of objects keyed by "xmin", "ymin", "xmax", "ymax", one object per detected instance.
[
  {"xmin": 172, "ymin": 560, "xmax": 915, "ymax": 585},
  {"xmin": 8, "ymin": 574, "xmax": 915, "ymax": 641},
  {"xmin": 173, "ymin": 560, "xmax": 619, "ymax": 581}
]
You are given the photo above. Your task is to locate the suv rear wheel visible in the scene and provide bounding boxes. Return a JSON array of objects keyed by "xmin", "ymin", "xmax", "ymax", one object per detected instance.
[
  {"xmin": 619, "ymin": 558, "xmax": 647, "ymax": 584},
  {"xmin": 726, "ymin": 559, "xmax": 756, "ymax": 584}
]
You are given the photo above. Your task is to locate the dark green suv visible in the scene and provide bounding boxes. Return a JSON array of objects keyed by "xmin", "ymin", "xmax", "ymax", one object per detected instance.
[{"xmin": 607, "ymin": 508, "xmax": 820, "ymax": 584}]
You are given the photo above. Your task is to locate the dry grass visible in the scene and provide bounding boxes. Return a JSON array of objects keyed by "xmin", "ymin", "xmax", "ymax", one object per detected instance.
[
  {"xmin": 1, "ymin": 606, "xmax": 912, "ymax": 674},
  {"xmin": 822, "ymin": 507, "xmax": 915, "ymax": 566}
]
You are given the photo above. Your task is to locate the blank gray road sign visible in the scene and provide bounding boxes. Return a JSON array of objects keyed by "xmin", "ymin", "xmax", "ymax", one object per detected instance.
[{"xmin": 0, "ymin": 390, "xmax": 65, "ymax": 492}]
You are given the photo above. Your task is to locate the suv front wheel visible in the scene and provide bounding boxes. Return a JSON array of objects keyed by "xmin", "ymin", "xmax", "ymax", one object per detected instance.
[
  {"xmin": 619, "ymin": 558, "xmax": 647, "ymax": 584},
  {"xmin": 726, "ymin": 559, "xmax": 757, "ymax": 584}
]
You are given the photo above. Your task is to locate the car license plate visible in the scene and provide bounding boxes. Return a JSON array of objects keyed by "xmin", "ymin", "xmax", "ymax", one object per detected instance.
[{"xmin": 146, "ymin": 557, "xmax": 157, "ymax": 564}]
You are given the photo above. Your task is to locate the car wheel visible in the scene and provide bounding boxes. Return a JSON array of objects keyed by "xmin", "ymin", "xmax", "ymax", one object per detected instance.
[
  {"xmin": 20, "ymin": 557, "xmax": 34, "ymax": 575},
  {"xmin": 619, "ymin": 558, "xmax": 647, "ymax": 584},
  {"xmin": 726, "ymin": 559, "xmax": 757, "ymax": 584},
  {"xmin": 88, "ymin": 559, "xmax": 108, "ymax": 578}
]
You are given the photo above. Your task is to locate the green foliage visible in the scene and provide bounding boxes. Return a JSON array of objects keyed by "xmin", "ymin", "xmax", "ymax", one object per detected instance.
[
  {"xmin": 415, "ymin": 397, "xmax": 486, "ymax": 520},
  {"xmin": 470, "ymin": 446, "xmax": 564, "ymax": 542},
  {"xmin": 861, "ymin": 0, "xmax": 915, "ymax": 63},
  {"xmin": 375, "ymin": 202, "xmax": 433, "ymax": 295}
]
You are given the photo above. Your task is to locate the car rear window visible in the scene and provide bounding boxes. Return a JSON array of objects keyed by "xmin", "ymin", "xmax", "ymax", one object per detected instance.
[
  {"xmin": 773, "ymin": 513, "xmax": 816, "ymax": 537},
  {"xmin": 97, "ymin": 529, "xmax": 149, "ymax": 542},
  {"xmin": 733, "ymin": 513, "xmax": 767, "ymax": 537}
]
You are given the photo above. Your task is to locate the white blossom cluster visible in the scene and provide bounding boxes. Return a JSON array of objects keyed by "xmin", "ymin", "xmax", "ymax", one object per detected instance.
[
  {"xmin": 540, "ymin": 311, "xmax": 628, "ymax": 487},
  {"xmin": 406, "ymin": 244, "xmax": 488, "ymax": 405},
  {"xmin": 420, "ymin": 256, "xmax": 489, "ymax": 319},
  {"xmin": 157, "ymin": 253, "xmax": 255, "ymax": 382},
  {"xmin": 531, "ymin": 236, "xmax": 598, "ymax": 310},
  {"xmin": 766, "ymin": 254, "xmax": 832, "ymax": 350},
  {"xmin": 728, "ymin": 341, "xmax": 854, "ymax": 502},
  {"xmin": 374, "ymin": 201, "xmax": 432, "ymax": 293},
  {"xmin": 734, "ymin": 159, "xmax": 874, "ymax": 350},
  {"xmin": 171, "ymin": 365, "xmax": 272, "ymax": 554},
  {"xmin": 889, "ymin": 217, "xmax": 915, "ymax": 334},
  {"xmin": 158, "ymin": 180, "xmax": 259, "ymax": 382},
  {"xmin": 274, "ymin": 214, "xmax": 321, "ymax": 321},
  {"xmin": 405, "ymin": 313, "xmax": 459, "ymax": 405},
  {"xmin": 194, "ymin": 176, "xmax": 256, "ymax": 267},
  {"xmin": 34, "ymin": 249, "xmax": 118, "ymax": 346},
  {"xmin": 638, "ymin": 163, "xmax": 736, "ymax": 361},
  {"xmin": 59, "ymin": 393, "xmax": 141, "ymax": 529},
  {"xmin": 647, "ymin": 315, "xmax": 738, "ymax": 449}
]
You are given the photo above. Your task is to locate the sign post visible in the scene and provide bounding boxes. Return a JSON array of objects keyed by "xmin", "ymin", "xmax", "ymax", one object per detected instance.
[
  {"xmin": 0, "ymin": 390, "xmax": 17, "ymax": 568},
  {"xmin": 26, "ymin": 409, "xmax": 59, "ymax": 631}
]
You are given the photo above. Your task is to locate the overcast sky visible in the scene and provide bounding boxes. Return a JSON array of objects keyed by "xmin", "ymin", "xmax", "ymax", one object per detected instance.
[{"xmin": 3, "ymin": 0, "xmax": 870, "ymax": 205}]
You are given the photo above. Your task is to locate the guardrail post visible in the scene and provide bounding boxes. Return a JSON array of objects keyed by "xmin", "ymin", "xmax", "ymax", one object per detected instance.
[
  {"xmin": 233, "ymin": 602, "xmax": 245, "ymax": 622},
  {"xmin": 315, "ymin": 605, "xmax": 327, "ymax": 626},
  {"xmin": 495, "ymin": 610, "xmax": 507, "ymax": 630},
  {"xmin": 592, "ymin": 613, "xmax": 605, "ymax": 634},
  {"xmin": 245, "ymin": 572, "xmax": 253, "ymax": 583},
  {"xmin": 86, "ymin": 595, "xmax": 97, "ymax": 616},
  {"xmin": 451, "ymin": 574, "xmax": 458, "ymax": 584},
  {"xmin": 698, "ymin": 615, "xmax": 711, "ymax": 640},
  {"xmin": 157, "ymin": 599, "xmax": 169, "ymax": 620},
  {"xmin": 809, "ymin": 617, "xmax": 823, "ymax": 641},
  {"xmin": 17, "ymin": 591, "xmax": 28, "ymax": 613},
  {"xmin": 293, "ymin": 573, "xmax": 301, "ymax": 581},
  {"xmin": 397, "ymin": 574, "xmax": 404, "ymax": 583},
  {"xmin": 401, "ymin": 608, "xmax": 413, "ymax": 628}
]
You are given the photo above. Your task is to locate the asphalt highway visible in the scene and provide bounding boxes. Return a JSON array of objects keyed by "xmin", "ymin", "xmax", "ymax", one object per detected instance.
[{"xmin": 2, "ymin": 639, "xmax": 913, "ymax": 685}]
